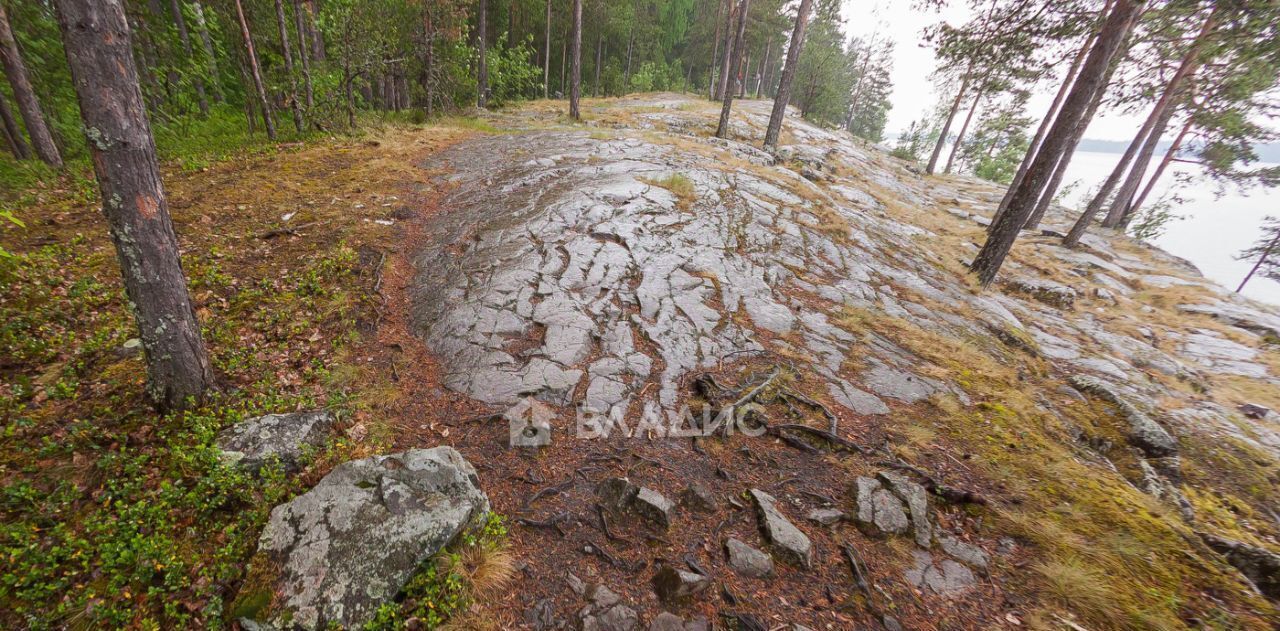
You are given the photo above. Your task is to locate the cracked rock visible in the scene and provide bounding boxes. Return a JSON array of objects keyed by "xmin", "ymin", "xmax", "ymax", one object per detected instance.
[
  {"xmin": 237, "ymin": 447, "xmax": 489, "ymax": 630},
  {"xmin": 633, "ymin": 487, "xmax": 674, "ymax": 528},
  {"xmin": 652, "ymin": 566, "xmax": 710, "ymax": 603},
  {"xmin": 725, "ymin": 537, "xmax": 775, "ymax": 578},
  {"xmin": 1201, "ymin": 533, "xmax": 1280, "ymax": 601},
  {"xmin": 749, "ymin": 489, "xmax": 812, "ymax": 568},
  {"xmin": 854, "ymin": 476, "xmax": 909, "ymax": 537},
  {"xmin": 904, "ymin": 550, "xmax": 976, "ymax": 597},
  {"xmin": 878, "ymin": 471, "xmax": 932, "ymax": 548},
  {"xmin": 216, "ymin": 410, "xmax": 334, "ymax": 473}
]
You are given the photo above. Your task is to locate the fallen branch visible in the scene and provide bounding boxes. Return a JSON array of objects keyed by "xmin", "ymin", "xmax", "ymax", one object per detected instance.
[
  {"xmin": 516, "ymin": 513, "xmax": 571, "ymax": 536},
  {"xmin": 523, "ymin": 478, "xmax": 574, "ymax": 509},
  {"xmin": 876, "ymin": 460, "xmax": 989, "ymax": 506},
  {"xmin": 595, "ymin": 503, "xmax": 630, "ymax": 543},
  {"xmin": 773, "ymin": 423, "xmax": 868, "ymax": 455},
  {"xmin": 778, "ymin": 390, "xmax": 840, "ymax": 434},
  {"xmin": 256, "ymin": 220, "xmax": 320, "ymax": 239},
  {"xmin": 839, "ymin": 541, "xmax": 873, "ymax": 598}
]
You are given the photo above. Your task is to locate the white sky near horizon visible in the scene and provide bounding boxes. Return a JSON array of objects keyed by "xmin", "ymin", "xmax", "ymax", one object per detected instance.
[{"xmin": 838, "ymin": 0, "xmax": 1148, "ymax": 141}]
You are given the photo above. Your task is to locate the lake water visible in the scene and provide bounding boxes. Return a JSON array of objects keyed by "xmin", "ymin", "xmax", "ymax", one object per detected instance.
[{"xmin": 1057, "ymin": 151, "xmax": 1280, "ymax": 306}]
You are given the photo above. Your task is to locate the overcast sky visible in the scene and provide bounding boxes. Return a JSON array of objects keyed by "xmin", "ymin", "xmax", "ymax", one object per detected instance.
[{"xmin": 840, "ymin": 0, "xmax": 1145, "ymax": 141}]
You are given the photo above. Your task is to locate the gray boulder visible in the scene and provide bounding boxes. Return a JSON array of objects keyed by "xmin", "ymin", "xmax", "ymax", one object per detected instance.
[
  {"xmin": 216, "ymin": 410, "xmax": 334, "ymax": 472},
  {"xmin": 652, "ymin": 566, "xmax": 710, "ymax": 603},
  {"xmin": 749, "ymin": 489, "xmax": 813, "ymax": 568},
  {"xmin": 878, "ymin": 471, "xmax": 932, "ymax": 548},
  {"xmin": 1004, "ymin": 277, "xmax": 1076, "ymax": 309},
  {"xmin": 1201, "ymin": 533, "xmax": 1280, "ymax": 601},
  {"xmin": 634, "ymin": 487, "xmax": 674, "ymax": 528},
  {"xmin": 1069, "ymin": 376, "xmax": 1179, "ymax": 458},
  {"xmin": 854, "ymin": 476, "xmax": 909, "ymax": 537},
  {"xmin": 237, "ymin": 447, "xmax": 489, "ymax": 630},
  {"xmin": 725, "ymin": 537, "xmax": 775, "ymax": 578},
  {"xmin": 904, "ymin": 550, "xmax": 976, "ymax": 597}
]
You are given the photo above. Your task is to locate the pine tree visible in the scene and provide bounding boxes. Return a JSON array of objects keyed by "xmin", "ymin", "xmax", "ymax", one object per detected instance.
[
  {"xmin": 0, "ymin": 3, "xmax": 62, "ymax": 167},
  {"xmin": 762, "ymin": 0, "xmax": 812, "ymax": 150}
]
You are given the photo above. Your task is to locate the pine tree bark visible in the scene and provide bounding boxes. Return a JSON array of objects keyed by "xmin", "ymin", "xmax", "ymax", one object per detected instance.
[
  {"xmin": 926, "ymin": 66, "xmax": 970, "ymax": 175},
  {"xmin": 52, "ymin": 0, "xmax": 215, "ymax": 412},
  {"xmin": 1022, "ymin": 40, "xmax": 1123, "ymax": 231},
  {"xmin": 569, "ymin": 0, "xmax": 581, "ymax": 119},
  {"xmin": 756, "ymin": 40, "xmax": 769, "ymax": 98},
  {"xmin": 170, "ymin": 0, "xmax": 209, "ymax": 115},
  {"xmin": 543, "ymin": 0, "xmax": 551, "ymax": 98},
  {"xmin": 593, "ymin": 32, "xmax": 602, "ymax": 98},
  {"xmin": 624, "ymin": 25, "xmax": 634, "ymax": 91},
  {"xmin": 1068, "ymin": 6, "xmax": 1216, "ymax": 243},
  {"xmin": 970, "ymin": 0, "xmax": 1144, "ymax": 286},
  {"xmin": 477, "ymin": 0, "xmax": 488, "ymax": 107},
  {"xmin": 233, "ymin": 0, "xmax": 276, "ymax": 139},
  {"xmin": 715, "ymin": 0, "xmax": 751, "ymax": 139},
  {"xmin": 293, "ymin": 0, "xmax": 314, "ymax": 109},
  {"xmin": 273, "ymin": 0, "xmax": 304, "ymax": 132},
  {"xmin": 992, "ymin": 27, "xmax": 1094, "ymax": 227},
  {"xmin": 191, "ymin": 0, "xmax": 224, "ymax": 102},
  {"xmin": 709, "ymin": 0, "xmax": 725, "ymax": 100},
  {"xmin": 762, "ymin": 0, "xmax": 812, "ymax": 150},
  {"xmin": 715, "ymin": 0, "xmax": 735, "ymax": 101},
  {"xmin": 0, "ymin": 4, "xmax": 62, "ymax": 167},
  {"xmin": 0, "ymin": 90, "xmax": 30, "ymax": 159},
  {"xmin": 1101, "ymin": 93, "xmax": 1177, "ymax": 228},
  {"xmin": 944, "ymin": 86, "xmax": 984, "ymax": 174},
  {"xmin": 1127, "ymin": 116, "xmax": 1191, "ymax": 219},
  {"xmin": 304, "ymin": 0, "xmax": 324, "ymax": 61}
]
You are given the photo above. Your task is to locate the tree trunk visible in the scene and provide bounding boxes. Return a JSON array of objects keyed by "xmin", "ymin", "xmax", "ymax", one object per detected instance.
[
  {"xmin": 738, "ymin": 52, "xmax": 748, "ymax": 97},
  {"xmin": 170, "ymin": 0, "xmax": 209, "ymax": 115},
  {"xmin": 1127, "ymin": 116, "xmax": 1191, "ymax": 218},
  {"xmin": 304, "ymin": 0, "xmax": 324, "ymax": 61},
  {"xmin": 0, "ymin": 91, "xmax": 29, "ymax": 159},
  {"xmin": 191, "ymin": 0, "xmax": 224, "ymax": 102},
  {"xmin": 560, "ymin": 24, "xmax": 567, "ymax": 95},
  {"xmin": 0, "ymin": 4, "xmax": 62, "ymax": 167},
  {"xmin": 1238, "ymin": 228, "xmax": 1280, "ymax": 293},
  {"xmin": 993, "ymin": 24, "xmax": 1094, "ymax": 227},
  {"xmin": 762, "ymin": 0, "xmax": 812, "ymax": 150},
  {"xmin": 756, "ymin": 40, "xmax": 769, "ymax": 98},
  {"xmin": 593, "ymin": 34, "xmax": 602, "ymax": 98},
  {"xmin": 1070, "ymin": 5, "xmax": 1215, "ymax": 243},
  {"xmin": 1022, "ymin": 42, "xmax": 1123, "ymax": 231},
  {"xmin": 52, "ymin": 0, "xmax": 215, "ymax": 412},
  {"xmin": 233, "ymin": 0, "xmax": 276, "ymax": 139},
  {"xmin": 424, "ymin": 10, "xmax": 436, "ymax": 114},
  {"xmin": 715, "ymin": 0, "xmax": 735, "ymax": 101},
  {"xmin": 294, "ymin": 0, "xmax": 314, "ymax": 109},
  {"xmin": 1101, "ymin": 92, "xmax": 1177, "ymax": 228},
  {"xmin": 944, "ymin": 86, "xmax": 984, "ymax": 174},
  {"xmin": 543, "ymin": 0, "xmax": 551, "ymax": 98},
  {"xmin": 477, "ymin": 0, "xmax": 488, "ymax": 107},
  {"xmin": 845, "ymin": 40, "xmax": 874, "ymax": 131},
  {"xmin": 624, "ymin": 25, "xmax": 633, "ymax": 91},
  {"xmin": 715, "ymin": 0, "xmax": 751, "ymax": 139},
  {"xmin": 970, "ymin": 0, "xmax": 1143, "ymax": 287},
  {"xmin": 709, "ymin": 0, "xmax": 725, "ymax": 99},
  {"xmin": 926, "ymin": 66, "xmax": 970, "ymax": 175},
  {"xmin": 569, "ymin": 0, "xmax": 581, "ymax": 119},
  {"xmin": 274, "ymin": 0, "xmax": 304, "ymax": 132}
]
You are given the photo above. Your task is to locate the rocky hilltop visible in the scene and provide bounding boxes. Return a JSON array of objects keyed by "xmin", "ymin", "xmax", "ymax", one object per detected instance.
[{"xmin": 383, "ymin": 94, "xmax": 1280, "ymax": 629}]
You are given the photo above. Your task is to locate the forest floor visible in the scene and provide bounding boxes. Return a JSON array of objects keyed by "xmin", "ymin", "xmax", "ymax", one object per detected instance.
[{"xmin": 3, "ymin": 95, "xmax": 1280, "ymax": 630}]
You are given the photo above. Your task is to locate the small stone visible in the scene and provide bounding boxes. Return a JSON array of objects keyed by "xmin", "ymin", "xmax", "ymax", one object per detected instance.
[
  {"xmin": 807, "ymin": 508, "xmax": 846, "ymax": 526},
  {"xmin": 878, "ymin": 471, "xmax": 932, "ymax": 548},
  {"xmin": 215, "ymin": 410, "xmax": 335, "ymax": 473},
  {"xmin": 679, "ymin": 483, "xmax": 717, "ymax": 512},
  {"xmin": 904, "ymin": 550, "xmax": 976, "ymax": 597},
  {"xmin": 749, "ymin": 489, "xmax": 813, "ymax": 568},
  {"xmin": 633, "ymin": 487, "xmax": 674, "ymax": 528},
  {"xmin": 589, "ymin": 605, "xmax": 639, "ymax": 631},
  {"xmin": 937, "ymin": 533, "xmax": 989, "ymax": 570},
  {"xmin": 1239, "ymin": 403, "xmax": 1272, "ymax": 420},
  {"xmin": 651, "ymin": 566, "xmax": 710, "ymax": 603},
  {"xmin": 588, "ymin": 584, "xmax": 621, "ymax": 608},
  {"xmin": 566, "ymin": 573, "xmax": 586, "ymax": 595},
  {"xmin": 725, "ymin": 537, "xmax": 774, "ymax": 578},
  {"xmin": 882, "ymin": 615, "xmax": 904, "ymax": 631},
  {"xmin": 648, "ymin": 612, "xmax": 686, "ymax": 631},
  {"xmin": 598, "ymin": 477, "xmax": 639, "ymax": 513}
]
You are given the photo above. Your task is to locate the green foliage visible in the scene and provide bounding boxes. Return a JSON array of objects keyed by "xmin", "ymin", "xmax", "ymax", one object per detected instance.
[{"xmin": 485, "ymin": 35, "xmax": 544, "ymax": 107}]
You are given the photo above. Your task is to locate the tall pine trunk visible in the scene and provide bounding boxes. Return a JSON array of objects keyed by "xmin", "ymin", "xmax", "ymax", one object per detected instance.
[
  {"xmin": 926, "ymin": 65, "xmax": 970, "ymax": 175},
  {"xmin": 477, "ymin": 0, "xmax": 488, "ymax": 107},
  {"xmin": 970, "ymin": 0, "xmax": 1144, "ymax": 286},
  {"xmin": 762, "ymin": 0, "xmax": 812, "ymax": 150},
  {"xmin": 294, "ymin": 0, "xmax": 314, "ymax": 109},
  {"xmin": 993, "ymin": 24, "xmax": 1095, "ymax": 227},
  {"xmin": 1068, "ymin": 6, "xmax": 1216, "ymax": 244},
  {"xmin": 169, "ymin": 0, "xmax": 209, "ymax": 115},
  {"xmin": 0, "ymin": 90, "xmax": 30, "ymax": 159},
  {"xmin": 944, "ymin": 86, "xmax": 984, "ymax": 174},
  {"xmin": 1101, "ymin": 93, "xmax": 1177, "ymax": 228},
  {"xmin": 0, "ymin": 4, "xmax": 62, "ymax": 167},
  {"xmin": 274, "ymin": 0, "xmax": 304, "ymax": 132},
  {"xmin": 715, "ymin": 0, "xmax": 735, "ymax": 101},
  {"xmin": 569, "ymin": 0, "xmax": 581, "ymax": 119},
  {"xmin": 756, "ymin": 40, "xmax": 769, "ymax": 98},
  {"xmin": 593, "ymin": 34, "xmax": 603, "ymax": 98},
  {"xmin": 191, "ymin": 0, "xmax": 224, "ymax": 102},
  {"xmin": 715, "ymin": 0, "xmax": 751, "ymax": 139},
  {"xmin": 709, "ymin": 0, "xmax": 725, "ymax": 100},
  {"xmin": 304, "ymin": 1, "xmax": 324, "ymax": 61},
  {"xmin": 233, "ymin": 0, "xmax": 276, "ymax": 139},
  {"xmin": 543, "ymin": 0, "xmax": 551, "ymax": 98},
  {"xmin": 53, "ymin": 0, "xmax": 215, "ymax": 412},
  {"xmin": 1128, "ymin": 116, "xmax": 1192, "ymax": 219}
]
